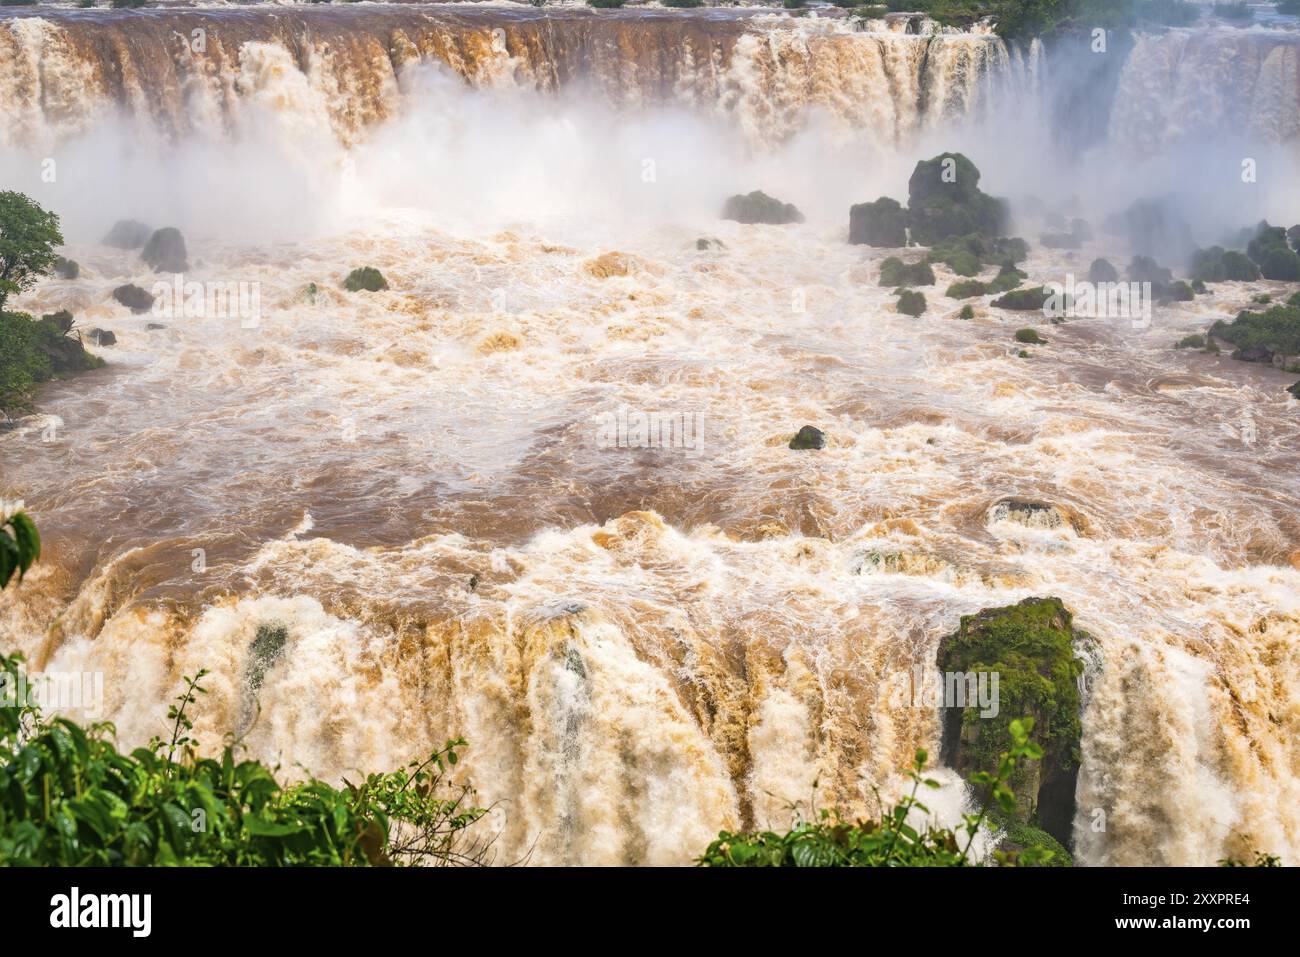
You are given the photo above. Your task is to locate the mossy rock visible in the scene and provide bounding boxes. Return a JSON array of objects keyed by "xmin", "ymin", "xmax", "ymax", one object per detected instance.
[
  {"xmin": 1260, "ymin": 247, "xmax": 1300, "ymax": 281},
  {"xmin": 946, "ymin": 279, "xmax": 987, "ymax": 299},
  {"xmin": 344, "ymin": 267, "xmax": 388, "ymax": 293},
  {"xmin": 906, "ymin": 153, "xmax": 1007, "ymax": 245},
  {"xmin": 958, "ymin": 304, "xmax": 976, "ymax": 320},
  {"xmin": 722, "ymin": 191, "xmax": 804, "ymax": 226},
  {"xmin": 789, "ymin": 425, "xmax": 825, "ymax": 450},
  {"xmin": 1014, "ymin": 327, "xmax": 1046, "ymax": 344},
  {"xmin": 1289, "ymin": 380, "xmax": 1300, "ymax": 399},
  {"xmin": 1192, "ymin": 246, "xmax": 1260, "ymax": 282},
  {"xmin": 1127, "ymin": 255, "xmax": 1172, "ymax": 285},
  {"xmin": 1209, "ymin": 305, "xmax": 1300, "ymax": 361},
  {"xmin": 896, "ymin": 289, "xmax": 927, "ymax": 317},
  {"xmin": 879, "ymin": 256, "xmax": 936, "ymax": 287},
  {"xmin": 937, "ymin": 596, "xmax": 1087, "ymax": 848},
  {"xmin": 991, "ymin": 286, "xmax": 1050, "ymax": 311},
  {"xmin": 54, "ymin": 256, "xmax": 80, "ymax": 280},
  {"xmin": 1166, "ymin": 280, "xmax": 1194, "ymax": 302},
  {"xmin": 1175, "ymin": 333, "xmax": 1206, "ymax": 349},
  {"xmin": 991, "ymin": 809, "xmax": 1074, "ymax": 867},
  {"xmin": 849, "ymin": 196, "xmax": 907, "ymax": 247}
]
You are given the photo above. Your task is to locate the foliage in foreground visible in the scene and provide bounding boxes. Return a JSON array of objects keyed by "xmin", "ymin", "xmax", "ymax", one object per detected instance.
[
  {"xmin": 699, "ymin": 718, "xmax": 1051, "ymax": 867},
  {"xmin": 0, "ymin": 507, "xmax": 40, "ymax": 591},
  {"xmin": 0, "ymin": 656, "xmax": 493, "ymax": 866}
]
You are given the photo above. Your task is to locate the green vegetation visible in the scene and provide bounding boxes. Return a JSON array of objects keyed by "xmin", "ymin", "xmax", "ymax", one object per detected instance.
[
  {"xmin": 896, "ymin": 289, "xmax": 927, "ymax": 317},
  {"xmin": 879, "ymin": 257, "xmax": 936, "ymax": 287},
  {"xmin": 699, "ymin": 720, "xmax": 1052, "ymax": 867},
  {"xmin": 789, "ymin": 425, "xmax": 826, "ymax": 450},
  {"xmin": 946, "ymin": 279, "xmax": 988, "ymax": 298},
  {"xmin": 1175, "ymin": 333, "xmax": 1206, "ymax": 349},
  {"xmin": 991, "ymin": 286, "xmax": 1051, "ymax": 311},
  {"xmin": 0, "ymin": 654, "xmax": 492, "ymax": 865},
  {"xmin": 344, "ymin": 267, "xmax": 389, "ymax": 293},
  {"xmin": 589, "ymin": 0, "xmax": 626, "ymax": 6},
  {"xmin": 938, "ymin": 597, "xmax": 1085, "ymax": 842},
  {"xmin": 0, "ymin": 191, "xmax": 62, "ymax": 313},
  {"xmin": 1210, "ymin": 305, "xmax": 1300, "ymax": 365},
  {"xmin": 0, "ymin": 310, "xmax": 104, "ymax": 412},
  {"xmin": 958, "ymin": 304, "xmax": 976, "ymax": 320},
  {"xmin": 907, "ymin": 153, "xmax": 1008, "ymax": 246},
  {"xmin": 1014, "ymin": 327, "xmax": 1046, "ymax": 344},
  {"xmin": 0, "ymin": 508, "xmax": 40, "ymax": 590},
  {"xmin": 722, "ymin": 191, "xmax": 805, "ymax": 226}
]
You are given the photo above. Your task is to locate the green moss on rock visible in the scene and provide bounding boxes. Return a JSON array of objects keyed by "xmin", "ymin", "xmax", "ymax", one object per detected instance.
[
  {"xmin": 937, "ymin": 596, "xmax": 1087, "ymax": 848},
  {"xmin": 879, "ymin": 256, "xmax": 936, "ymax": 287},
  {"xmin": 344, "ymin": 267, "xmax": 389, "ymax": 293}
]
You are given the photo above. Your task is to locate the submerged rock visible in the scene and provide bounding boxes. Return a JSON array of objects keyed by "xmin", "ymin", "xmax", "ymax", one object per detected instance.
[
  {"xmin": 788, "ymin": 425, "xmax": 825, "ymax": 450},
  {"xmin": 721, "ymin": 191, "xmax": 805, "ymax": 225},
  {"xmin": 937, "ymin": 596, "xmax": 1089, "ymax": 849},
  {"xmin": 142, "ymin": 227, "xmax": 188, "ymax": 273},
  {"xmin": 103, "ymin": 219, "xmax": 153, "ymax": 249},
  {"xmin": 112, "ymin": 284, "xmax": 155, "ymax": 314},
  {"xmin": 849, "ymin": 196, "xmax": 907, "ymax": 246}
]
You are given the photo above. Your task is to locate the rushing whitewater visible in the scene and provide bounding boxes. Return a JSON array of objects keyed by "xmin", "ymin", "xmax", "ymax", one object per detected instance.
[{"xmin": 2, "ymin": 7, "xmax": 1299, "ymax": 866}]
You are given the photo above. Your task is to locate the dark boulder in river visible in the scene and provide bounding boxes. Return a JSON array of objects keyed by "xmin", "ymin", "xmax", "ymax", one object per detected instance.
[
  {"xmin": 142, "ymin": 227, "xmax": 188, "ymax": 273},
  {"xmin": 88, "ymin": 329, "xmax": 117, "ymax": 347},
  {"xmin": 113, "ymin": 284, "xmax": 155, "ymax": 314},
  {"xmin": 103, "ymin": 219, "xmax": 153, "ymax": 250},
  {"xmin": 721, "ymin": 191, "xmax": 805, "ymax": 226},
  {"xmin": 849, "ymin": 197, "xmax": 907, "ymax": 247},
  {"xmin": 789, "ymin": 425, "xmax": 826, "ymax": 450}
]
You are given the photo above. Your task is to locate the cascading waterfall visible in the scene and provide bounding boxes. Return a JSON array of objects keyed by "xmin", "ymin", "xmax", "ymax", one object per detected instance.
[{"xmin": 1, "ymin": 7, "xmax": 1299, "ymax": 867}]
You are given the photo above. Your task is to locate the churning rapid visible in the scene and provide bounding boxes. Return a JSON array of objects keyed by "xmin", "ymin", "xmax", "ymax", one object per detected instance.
[{"xmin": 1, "ymin": 6, "xmax": 1299, "ymax": 866}]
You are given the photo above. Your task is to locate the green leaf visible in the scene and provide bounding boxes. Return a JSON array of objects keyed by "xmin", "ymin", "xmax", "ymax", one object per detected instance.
[{"xmin": 9, "ymin": 512, "xmax": 40, "ymax": 575}]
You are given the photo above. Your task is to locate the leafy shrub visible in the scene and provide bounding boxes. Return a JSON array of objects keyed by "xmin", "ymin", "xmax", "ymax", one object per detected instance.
[
  {"xmin": 699, "ymin": 720, "xmax": 1052, "ymax": 867},
  {"xmin": 1210, "ymin": 305, "xmax": 1300, "ymax": 357},
  {"xmin": 0, "ymin": 656, "xmax": 493, "ymax": 866}
]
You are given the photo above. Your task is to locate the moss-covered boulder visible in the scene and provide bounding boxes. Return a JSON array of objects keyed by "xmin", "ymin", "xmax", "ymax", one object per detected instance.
[
  {"xmin": 991, "ymin": 286, "xmax": 1050, "ymax": 311},
  {"xmin": 906, "ymin": 153, "xmax": 1007, "ymax": 245},
  {"xmin": 946, "ymin": 279, "xmax": 987, "ymax": 298},
  {"xmin": 103, "ymin": 219, "xmax": 152, "ymax": 250},
  {"xmin": 53, "ymin": 256, "xmax": 80, "ymax": 280},
  {"xmin": 1014, "ymin": 327, "xmax": 1046, "ymax": 344},
  {"xmin": 344, "ymin": 267, "xmax": 388, "ymax": 293},
  {"xmin": 1127, "ymin": 255, "xmax": 1172, "ymax": 285},
  {"xmin": 1088, "ymin": 258, "xmax": 1118, "ymax": 283},
  {"xmin": 1165, "ymin": 280, "xmax": 1195, "ymax": 302},
  {"xmin": 849, "ymin": 196, "xmax": 907, "ymax": 246},
  {"xmin": 788, "ymin": 425, "xmax": 825, "ymax": 450},
  {"xmin": 896, "ymin": 289, "xmax": 927, "ymax": 316},
  {"xmin": 1192, "ymin": 245, "xmax": 1261, "ymax": 282},
  {"xmin": 142, "ymin": 227, "xmax": 188, "ymax": 273},
  {"xmin": 722, "ymin": 191, "xmax": 805, "ymax": 225},
  {"xmin": 1260, "ymin": 247, "xmax": 1300, "ymax": 281},
  {"xmin": 1289, "ymin": 380, "xmax": 1300, "ymax": 399},
  {"xmin": 1246, "ymin": 222, "xmax": 1289, "ymax": 265},
  {"xmin": 1209, "ymin": 305, "xmax": 1300, "ymax": 367},
  {"xmin": 937, "ymin": 596, "xmax": 1087, "ymax": 848},
  {"xmin": 879, "ymin": 256, "xmax": 935, "ymax": 287}
]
